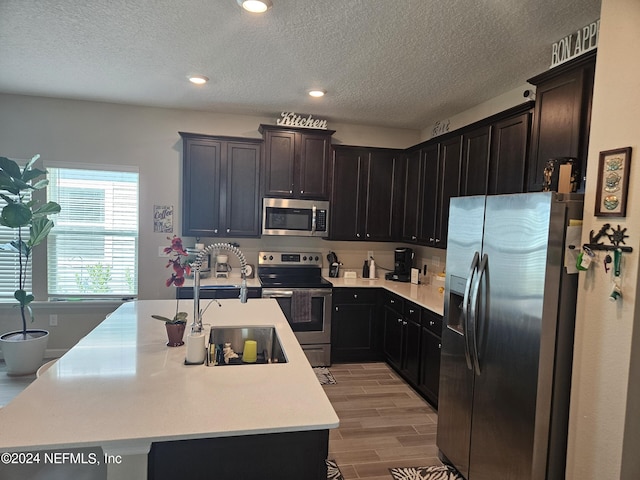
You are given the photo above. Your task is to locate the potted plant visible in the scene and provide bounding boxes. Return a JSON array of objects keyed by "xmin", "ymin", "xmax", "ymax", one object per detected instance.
[
  {"xmin": 151, "ymin": 236, "xmax": 191, "ymax": 346},
  {"xmin": 0, "ymin": 155, "xmax": 61, "ymax": 375}
]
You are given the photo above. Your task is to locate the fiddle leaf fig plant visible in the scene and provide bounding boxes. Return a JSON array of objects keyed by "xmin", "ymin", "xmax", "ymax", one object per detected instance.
[{"xmin": 0, "ymin": 155, "xmax": 61, "ymax": 338}]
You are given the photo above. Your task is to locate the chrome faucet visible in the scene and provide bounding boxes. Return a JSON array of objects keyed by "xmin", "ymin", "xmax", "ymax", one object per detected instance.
[{"xmin": 191, "ymin": 243, "xmax": 248, "ymax": 333}]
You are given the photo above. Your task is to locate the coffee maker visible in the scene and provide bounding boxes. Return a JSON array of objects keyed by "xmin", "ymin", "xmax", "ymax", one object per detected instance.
[{"xmin": 385, "ymin": 247, "xmax": 414, "ymax": 282}]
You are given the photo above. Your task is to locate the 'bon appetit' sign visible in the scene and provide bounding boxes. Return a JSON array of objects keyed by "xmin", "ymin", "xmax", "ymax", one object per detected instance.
[
  {"xmin": 276, "ymin": 112, "xmax": 328, "ymax": 129},
  {"xmin": 550, "ymin": 19, "xmax": 599, "ymax": 68}
]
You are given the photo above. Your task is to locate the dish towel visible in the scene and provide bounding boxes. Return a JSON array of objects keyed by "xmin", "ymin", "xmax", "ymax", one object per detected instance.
[{"xmin": 291, "ymin": 290, "xmax": 313, "ymax": 323}]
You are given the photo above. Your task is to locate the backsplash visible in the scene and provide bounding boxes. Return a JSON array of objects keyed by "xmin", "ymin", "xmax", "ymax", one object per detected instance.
[{"xmin": 180, "ymin": 236, "xmax": 446, "ymax": 285}]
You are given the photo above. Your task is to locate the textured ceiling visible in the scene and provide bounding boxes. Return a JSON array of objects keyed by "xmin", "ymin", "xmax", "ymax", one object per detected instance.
[{"xmin": 0, "ymin": 0, "xmax": 601, "ymax": 130}]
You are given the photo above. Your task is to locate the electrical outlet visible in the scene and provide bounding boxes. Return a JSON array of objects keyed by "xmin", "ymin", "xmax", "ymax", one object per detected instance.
[
  {"xmin": 367, "ymin": 250, "xmax": 374, "ymax": 259},
  {"xmin": 49, "ymin": 314, "xmax": 58, "ymax": 327},
  {"xmin": 159, "ymin": 246, "xmax": 169, "ymax": 257},
  {"xmin": 432, "ymin": 256, "xmax": 440, "ymax": 269}
]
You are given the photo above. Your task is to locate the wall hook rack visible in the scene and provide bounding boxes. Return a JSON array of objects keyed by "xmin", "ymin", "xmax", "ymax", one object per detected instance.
[{"xmin": 583, "ymin": 224, "xmax": 633, "ymax": 253}]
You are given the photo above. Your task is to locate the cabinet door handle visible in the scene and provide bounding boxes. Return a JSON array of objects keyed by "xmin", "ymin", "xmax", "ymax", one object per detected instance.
[
  {"xmin": 438, "ymin": 343, "xmax": 442, "ymax": 349},
  {"xmin": 226, "ymin": 228, "xmax": 230, "ymax": 233},
  {"xmin": 390, "ymin": 299, "xmax": 395, "ymax": 304},
  {"xmin": 429, "ymin": 237, "xmax": 434, "ymax": 242},
  {"xmin": 300, "ymin": 190, "xmax": 304, "ymax": 194},
  {"xmin": 335, "ymin": 306, "xmax": 339, "ymax": 311},
  {"xmin": 402, "ymin": 321, "xmax": 407, "ymax": 326},
  {"xmin": 409, "ymin": 309, "xmax": 414, "ymax": 314},
  {"xmin": 430, "ymin": 320, "xmax": 435, "ymax": 326},
  {"xmin": 214, "ymin": 229, "xmax": 218, "ymax": 234},
  {"xmin": 412, "ymin": 236, "xmax": 416, "ymax": 240},
  {"xmin": 356, "ymin": 233, "xmax": 360, "ymax": 238},
  {"xmin": 397, "ymin": 318, "xmax": 403, "ymax": 324},
  {"xmin": 366, "ymin": 233, "xmax": 370, "ymax": 238},
  {"xmin": 435, "ymin": 238, "xmax": 441, "ymax": 243},
  {"xmin": 353, "ymin": 294, "xmax": 358, "ymax": 299}
]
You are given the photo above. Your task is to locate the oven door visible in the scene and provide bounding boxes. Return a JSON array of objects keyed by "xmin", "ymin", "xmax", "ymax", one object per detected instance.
[{"xmin": 261, "ymin": 288, "xmax": 332, "ymax": 345}]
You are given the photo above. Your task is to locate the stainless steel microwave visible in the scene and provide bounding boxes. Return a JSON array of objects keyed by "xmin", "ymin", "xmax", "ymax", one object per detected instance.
[{"xmin": 262, "ymin": 198, "xmax": 329, "ymax": 237}]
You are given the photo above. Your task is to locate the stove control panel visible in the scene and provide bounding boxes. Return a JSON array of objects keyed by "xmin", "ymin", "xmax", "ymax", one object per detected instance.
[{"xmin": 258, "ymin": 251, "xmax": 323, "ymax": 267}]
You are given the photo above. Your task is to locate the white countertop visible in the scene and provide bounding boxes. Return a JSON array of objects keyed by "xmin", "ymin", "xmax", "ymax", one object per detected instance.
[
  {"xmin": 0, "ymin": 299, "xmax": 339, "ymax": 454},
  {"xmin": 181, "ymin": 273, "xmax": 445, "ymax": 316},
  {"xmin": 329, "ymin": 277, "xmax": 445, "ymax": 316}
]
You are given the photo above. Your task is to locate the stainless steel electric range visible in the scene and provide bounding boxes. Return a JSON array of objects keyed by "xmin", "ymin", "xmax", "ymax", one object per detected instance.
[{"xmin": 258, "ymin": 251, "xmax": 332, "ymax": 366}]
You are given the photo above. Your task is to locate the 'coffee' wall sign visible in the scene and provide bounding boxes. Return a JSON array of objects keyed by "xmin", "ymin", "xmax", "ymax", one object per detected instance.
[
  {"xmin": 276, "ymin": 112, "xmax": 328, "ymax": 129},
  {"xmin": 550, "ymin": 19, "xmax": 599, "ymax": 68}
]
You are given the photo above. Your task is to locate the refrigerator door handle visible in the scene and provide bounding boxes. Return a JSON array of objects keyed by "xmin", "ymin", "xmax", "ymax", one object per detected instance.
[
  {"xmin": 469, "ymin": 253, "xmax": 488, "ymax": 376},
  {"xmin": 462, "ymin": 251, "xmax": 480, "ymax": 371}
]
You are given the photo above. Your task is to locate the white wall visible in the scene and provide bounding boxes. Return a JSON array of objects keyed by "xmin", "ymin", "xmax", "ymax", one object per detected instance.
[
  {"xmin": 0, "ymin": 93, "xmax": 422, "ymax": 353},
  {"xmin": 566, "ymin": 0, "xmax": 640, "ymax": 478},
  {"xmin": 420, "ymin": 83, "xmax": 535, "ymax": 141}
]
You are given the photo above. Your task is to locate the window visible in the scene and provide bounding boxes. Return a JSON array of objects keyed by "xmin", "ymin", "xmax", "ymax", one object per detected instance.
[
  {"xmin": 0, "ymin": 190, "xmax": 32, "ymax": 300},
  {"xmin": 47, "ymin": 167, "xmax": 139, "ymax": 298}
]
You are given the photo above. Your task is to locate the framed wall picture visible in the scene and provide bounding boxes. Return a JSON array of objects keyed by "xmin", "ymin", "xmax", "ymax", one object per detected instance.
[{"xmin": 595, "ymin": 147, "xmax": 632, "ymax": 217}]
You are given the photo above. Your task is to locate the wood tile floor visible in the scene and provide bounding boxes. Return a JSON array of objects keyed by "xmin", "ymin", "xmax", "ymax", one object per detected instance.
[{"xmin": 324, "ymin": 362, "xmax": 442, "ymax": 479}]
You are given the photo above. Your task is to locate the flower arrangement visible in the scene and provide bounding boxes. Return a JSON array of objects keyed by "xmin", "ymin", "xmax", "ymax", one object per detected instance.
[{"xmin": 151, "ymin": 235, "xmax": 191, "ymax": 324}]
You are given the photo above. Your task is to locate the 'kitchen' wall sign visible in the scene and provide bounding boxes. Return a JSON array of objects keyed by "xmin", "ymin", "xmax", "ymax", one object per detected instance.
[
  {"xmin": 550, "ymin": 19, "xmax": 599, "ymax": 68},
  {"xmin": 276, "ymin": 112, "xmax": 328, "ymax": 129}
]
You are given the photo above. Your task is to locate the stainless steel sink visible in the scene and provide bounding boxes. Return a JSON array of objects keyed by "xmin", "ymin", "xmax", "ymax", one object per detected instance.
[{"xmin": 208, "ymin": 326, "xmax": 287, "ymax": 365}]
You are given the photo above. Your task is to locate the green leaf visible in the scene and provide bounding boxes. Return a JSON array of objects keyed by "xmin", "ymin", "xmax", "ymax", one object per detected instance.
[
  {"xmin": 32, "ymin": 201, "xmax": 61, "ymax": 217},
  {"xmin": 0, "ymin": 242, "xmax": 18, "ymax": 253},
  {"xmin": 0, "ymin": 156, "xmax": 21, "ymax": 179},
  {"xmin": 24, "ymin": 154, "xmax": 40, "ymax": 171},
  {"xmin": 22, "ymin": 169, "xmax": 47, "ymax": 184},
  {"xmin": 0, "ymin": 193, "xmax": 15, "ymax": 204},
  {"xmin": 29, "ymin": 217, "xmax": 54, "ymax": 247},
  {"xmin": 1, "ymin": 202, "xmax": 32, "ymax": 227},
  {"xmin": 14, "ymin": 289, "xmax": 34, "ymax": 307}
]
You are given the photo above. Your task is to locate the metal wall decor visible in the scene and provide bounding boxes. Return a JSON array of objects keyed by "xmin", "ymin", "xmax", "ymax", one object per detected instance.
[{"xmin": 595, "ymin": 147, "xmax": 632, "ymax": 217}]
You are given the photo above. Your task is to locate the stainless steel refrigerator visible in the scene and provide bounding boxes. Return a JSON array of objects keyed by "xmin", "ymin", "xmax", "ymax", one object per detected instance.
[{"xmin": 437, "ymin": 192, "xmax": 583, "ymax": 480}]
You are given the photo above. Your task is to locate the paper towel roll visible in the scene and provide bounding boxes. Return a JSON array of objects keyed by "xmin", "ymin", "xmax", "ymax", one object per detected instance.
[{"xmin": 186, "ymin": 332, "xmax": 206, "ymax": 364}]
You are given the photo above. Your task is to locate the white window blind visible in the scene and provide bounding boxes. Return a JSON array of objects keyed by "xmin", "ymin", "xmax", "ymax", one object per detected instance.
[
  {"xmin": 0, "ymin": 191, "xmax": 32, "ymax": 301},
  {"xmin": 47, "ymin": 167, "xmax": 139, "ymax": 298}
]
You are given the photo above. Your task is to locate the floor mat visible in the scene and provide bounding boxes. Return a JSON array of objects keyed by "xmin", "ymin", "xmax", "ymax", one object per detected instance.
[
  {"xmin": 326, "ymin": 459, "xmax": 344, "ymax": 479},
  {"xmin": 389, "ymin": 465, "xmax": 464, "ymax": 480},
  {"xmin": 314, "ymin": 367, "xmax": 337, "ymax": 385}
]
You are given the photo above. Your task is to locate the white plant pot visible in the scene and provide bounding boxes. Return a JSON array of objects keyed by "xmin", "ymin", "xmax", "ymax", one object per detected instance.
[{"xmin": 0, "ymin": 330, "xmax": 49, "ymax": 376}]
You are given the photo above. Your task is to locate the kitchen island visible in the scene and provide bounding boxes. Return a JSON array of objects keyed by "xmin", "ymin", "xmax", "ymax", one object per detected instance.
[{"xmin": 0, "ymin": 299, "xmax": 339, "ymax": 480}]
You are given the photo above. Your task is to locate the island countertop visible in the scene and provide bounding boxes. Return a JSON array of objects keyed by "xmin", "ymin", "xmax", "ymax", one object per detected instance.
[{"xmin": 0, "ymin": 299, "xmax": 339, "ymax": 455}]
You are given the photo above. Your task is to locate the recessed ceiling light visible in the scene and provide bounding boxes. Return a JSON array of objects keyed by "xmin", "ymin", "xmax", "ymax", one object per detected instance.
[
  {"xmin": 237, "ymin": 0, "xmax": 273, "ymax": 13},
  {"xmin": 188, "ymin": 75, "xmax": 209, "ymax": 85},
  {"xmin": 308, "ymin": 89, "xmax": 326, "ymax": 98}
]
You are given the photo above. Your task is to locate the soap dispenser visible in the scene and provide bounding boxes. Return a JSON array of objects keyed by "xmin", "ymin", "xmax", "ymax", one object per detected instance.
[{"xmin": 369, "ymin": 257, "xmax": 376, "ymax": 279}]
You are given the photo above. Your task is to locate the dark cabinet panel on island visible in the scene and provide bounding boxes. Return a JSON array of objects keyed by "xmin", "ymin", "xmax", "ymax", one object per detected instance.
[
  {"xmin": 331, "ymin": 288, "xmax": 383, "ymax": 363},
  {"xmin": 330, "ymin": 146, "xmax": 403, "ymax": 241},
  {"xmin": 180, "ymin": 132, "xmax": 261, "ymax": 238},
  {"xmin": 259, "ymin": 124, "xmax": 335, "ymax": 200}
]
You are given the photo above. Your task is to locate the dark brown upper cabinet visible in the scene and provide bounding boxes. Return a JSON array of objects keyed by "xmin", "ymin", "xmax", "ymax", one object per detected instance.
[
  {"xmin": 488, "ymin": 109, "xmax": 531, "ymax": 194},
  {"xmin": 460, "ymin": 104, "xmax": 533, "ymax": 197},
  {"xmin": 259, "ymin": 124, "xmax": 335, "ymax": 200},
  {"xmin": 527, "ymin": 51, "xmax": 596, "ymax": 192},
  {"xmin": 330, "ymin": 146, "xmax": 403, "ymax": 241},
  {"xmin": 180, "ymin": 132, "xmax": 262, "ymax": 238},
  {"xmin": 460, "ymin": 125, "xmax": 491, "ymax": 196}
]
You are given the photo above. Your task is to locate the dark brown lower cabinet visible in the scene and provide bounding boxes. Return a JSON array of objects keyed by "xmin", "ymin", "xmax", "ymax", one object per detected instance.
[
  {"xmin": 380, "ymin": 291, "xmax": 442, "ymax": 407},
  {"xmin": 149, "ymin": 430, "xmax": 329, "ymax": 480},
  {"xmin": 419, "ymin": 328, "xmax": 442, "ymax": 407},
  {"xmin": 331, "ymin": 288, "xmax": 383, "ymax": 362}
]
